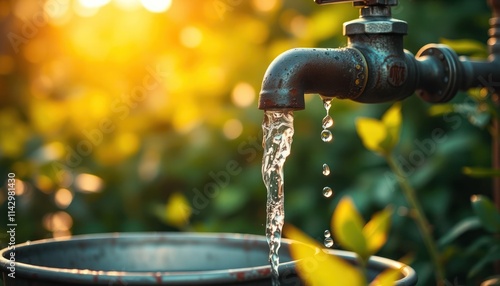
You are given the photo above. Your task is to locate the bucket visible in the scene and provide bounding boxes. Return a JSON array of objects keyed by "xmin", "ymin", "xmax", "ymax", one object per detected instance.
[{"xmin": 0, "ymin": 232, "xmax": 417, "ymax": 285}]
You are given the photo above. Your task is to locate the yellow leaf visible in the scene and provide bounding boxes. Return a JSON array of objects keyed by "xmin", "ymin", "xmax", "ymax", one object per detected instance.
[
  {"xmin": 370, "ymin": 267, "xmax": 400, "ymax": 286},
  {"xmin": 370, "ymin": 254, "xmax": 413, "ymax": 286},
  {"xmin": 363, "ymin": 207, "xmax": 392, "ymax": 255},
  {"xmin": 356, "ymin": 118, "xmax": 388, "ymax": 155},
  {"xmin": 165, "ymin": 192, "xmax": 192, "ymax": 228},
  {"xmin": 382, "ymin": 103, "xmax": 402, "ymax": 150},
  {"xmin": 332, "ymin": 197, "xmax": 369, "ymax": 261},
  {"xmin": 382, "ymin": 103, "xmax": 401, "ymax": 128},
  {"xmin": 285, "ymin": 224, "xmax": 365, "ymax": 286}
]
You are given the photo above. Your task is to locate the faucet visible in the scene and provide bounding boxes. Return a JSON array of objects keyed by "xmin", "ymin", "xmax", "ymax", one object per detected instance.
[
  {"xmin": 259, "ymin": 0, "xmax": 500, "ymax": 274},
  {"xmin": 258, "ymin": 0, "xmax": 500, "ymax": 111}
]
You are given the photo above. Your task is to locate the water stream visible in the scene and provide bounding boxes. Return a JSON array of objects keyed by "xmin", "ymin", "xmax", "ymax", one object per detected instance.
[
  {"xmin": 261, "ymin": 110, "xmax": 294, "ymax": 285},
  {"xmin": 261, "ymin": 100, "xmax": 334, "ymax": 283}
]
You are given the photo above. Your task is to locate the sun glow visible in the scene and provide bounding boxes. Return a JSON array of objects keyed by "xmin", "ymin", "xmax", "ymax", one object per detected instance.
[
  {"xmin": 79, "ymin": 0, "xmax": 111, "ymax": 8},
  {"xmin": 140, "ymin": 0, "xmax": 172, "ymax": 13}
]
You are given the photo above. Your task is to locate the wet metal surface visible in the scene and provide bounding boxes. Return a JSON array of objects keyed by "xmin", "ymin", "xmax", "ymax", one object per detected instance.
[{"xmin": 1, "ymin": 232, "xmax": 417, "ymax": 285}]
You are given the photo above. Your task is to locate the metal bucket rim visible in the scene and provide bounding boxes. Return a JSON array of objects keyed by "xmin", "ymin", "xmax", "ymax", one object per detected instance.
[
  {"xmin": 0, "ymin": 232, "xmax": 417, "ymax": 285},
  {"xmin": 0, "ymin": 232, "xmax": 306, "ymax": 284}
]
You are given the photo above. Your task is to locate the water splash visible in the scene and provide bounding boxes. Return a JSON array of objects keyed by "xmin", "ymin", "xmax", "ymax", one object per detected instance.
[{"xmin": 262, "ymin": 110, "xmax": 294, "ymax": 285}]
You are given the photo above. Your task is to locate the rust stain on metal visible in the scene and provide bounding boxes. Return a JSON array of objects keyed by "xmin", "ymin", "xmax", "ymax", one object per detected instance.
[{"xmin": 388, "ymin": 62, "xmax": 407, "ymax": 86}]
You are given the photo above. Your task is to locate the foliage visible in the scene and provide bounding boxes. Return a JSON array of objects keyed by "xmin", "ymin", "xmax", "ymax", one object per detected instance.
[
  {"xmin": 356, "ymin": 103, "xmax": 401, "ymax": 156},
  {"xmin": 285, "ymin": 224, "xmax": 366, "ymax": 286},
  {"xmin": 285, "ymin": 197, "xmax": 393, "ymax": 285},
  {"xmin": 357, "ymin": 102, "xmax": 445, "ymax": 285},
  {"xmin": 332, "ymin": 197, "xmax": 392, "ymax": 263}
]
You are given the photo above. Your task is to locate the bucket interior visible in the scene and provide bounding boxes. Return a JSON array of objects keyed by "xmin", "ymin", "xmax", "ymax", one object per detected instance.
[{"xmin": 11, "ymin": 233, "xmax": 291, "ymax": 272}]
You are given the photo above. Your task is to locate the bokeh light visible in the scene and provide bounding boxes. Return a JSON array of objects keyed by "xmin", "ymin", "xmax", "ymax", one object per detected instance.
[
  {"xmin": 79, "ymin": 0, "xmax": 111, "ymax": 8},
  {"xmin": 140, "ymin": 0, "xmax": 172, "ymax": 13},
  {"xmin": 75, "ymin": 173, "xmax": 104, "ymax": 193},
  {"xmin": 73, "ymin": 0, "xmax": 100, "ymax": 17},
  {"xmin": 43, "ymin": 211, "xmax": 73, "ymax": 238},
  {"xmin": 252, "ymin": 0, "xmax": 281, "ymax": 13},
  {"xmin": 180, "ymin": 26, "xmax": 203, "ymax": 48},
  {"xmin": 114, "ymin": 0, "xmax": 141, "ymax": 10},
  {"xmin": 231, "ymin": 82, "xmax": 256, "ymax": 108},
  {"xmin": 54, "ymin": 188, "xmax": 74, "ymax": 209},
  {"xmin": 15, "ymin": 180, "xmax": 26, "ymax": 196},
  {"xmin": 223, "ymin": 119, "xmax": 243, "ymax": 140}
]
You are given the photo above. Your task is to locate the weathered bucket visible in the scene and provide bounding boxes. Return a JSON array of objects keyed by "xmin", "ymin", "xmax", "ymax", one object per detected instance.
[{"xmin": 0, "ymin": 232, "xmax": 417, "ymax": 285}]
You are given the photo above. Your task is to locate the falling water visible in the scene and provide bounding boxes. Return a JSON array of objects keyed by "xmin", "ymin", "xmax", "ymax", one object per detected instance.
[
  {"xmin": 322, "ymin": 99, "xmax": 335, "ymax": 248},
  {"xmin": 321, "ymin": 99, "xmax": 335, "ymax": 143},
  {"xmin": 324, "ymin": 230, "xmax": 334, "ymax": 248},
  {"xmin": 262, "ymin": 110, "xmax": 294, "ymax": 285}
]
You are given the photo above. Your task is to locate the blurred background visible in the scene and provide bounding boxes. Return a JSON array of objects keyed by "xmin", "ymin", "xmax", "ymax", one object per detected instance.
[{"xmin": 0, "ymin": 0, "xmax": 497, "ymax": 285}]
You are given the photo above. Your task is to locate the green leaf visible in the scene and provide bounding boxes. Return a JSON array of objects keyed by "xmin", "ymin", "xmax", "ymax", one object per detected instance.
[
  {"xmin": 471, "ymin": 195, "xmax": 500, "ymax": 233},
  {"xmin": 363, "ymin": 207, "xmax": 392, "ymax": 255},
  {"xmin": 332, "ymin": 197, "xmax": 369, "ymax": 261},
  {"xmin": 285, "ymin": 224, "xmax": 365, "ymax": 286},
  {"xmin": 437, "ymin": 217, "xmax": 482, "ymax": 247},
  {"xmin": 463, "ymin": 167, "xmax": 500, "ymax": 178},
  {"xmin": 468, "ymin": 245, "xmax": 500, "ymax": 278}
]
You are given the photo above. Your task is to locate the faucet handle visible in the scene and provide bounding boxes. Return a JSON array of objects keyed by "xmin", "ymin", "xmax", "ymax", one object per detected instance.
[{"xmin": 315, "ymin": 0, "xmax": 397, "ymax": 5}]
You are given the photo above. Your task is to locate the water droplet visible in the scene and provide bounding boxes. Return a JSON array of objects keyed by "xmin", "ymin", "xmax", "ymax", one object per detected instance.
[
  {"xmin": 323, "ymin": 99, "xmax": 332, "ymax": 112},
  {"xmin": 324, "ymin": 237, "xmax": 334, "ymax": 248},
  {"xmin": 323, "ymin": 187, "xmax": 333, "ymax": 198},
  {"xmin": 322, "ymin": 164, "xmax": 331, "ymax": 176},
  {"xmin": 322, "ymin": 116, "xmax": 334, "ymax": 129},
  {"xmin": 324, "ymin": 230, "xmax": 331, "ymax": 238},
  {"xmin": 321, "ymin": 130, "xmax": 333, "ymax": 142}
]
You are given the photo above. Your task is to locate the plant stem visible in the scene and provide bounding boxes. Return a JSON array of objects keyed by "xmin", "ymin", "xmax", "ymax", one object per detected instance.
[
  {"xmin": 386, "ymin": 154, "xmax": 446, "ymax": 286},
  {"xmin": 356, "ymin": 255, "xmax": 369, "ymax": 285}
]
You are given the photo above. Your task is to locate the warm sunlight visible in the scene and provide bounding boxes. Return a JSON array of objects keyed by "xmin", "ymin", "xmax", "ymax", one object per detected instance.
[
  {"xmin": 140, "ymin": 0, "xmax": 172, "ymax": 13},
  {"xmin": 79, "ymin": 0, "xmax": 111, "ymax": 8}
]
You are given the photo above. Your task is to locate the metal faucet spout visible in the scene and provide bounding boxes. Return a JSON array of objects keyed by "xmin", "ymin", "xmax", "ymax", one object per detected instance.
[
  {"xmin": 258, "ymin": 48, "xmax": 368, "ymax": 111},
  {"xmin": 258, "ymin": 0, "xmax": 500, "ymax": 111}
]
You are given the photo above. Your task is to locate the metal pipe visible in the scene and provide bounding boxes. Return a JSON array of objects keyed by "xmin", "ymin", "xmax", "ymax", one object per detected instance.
[
  {"xmin": 258, "ymin": 48, "xmax": 368, "ymax": 110},
  {"xmin": 258, "ymin": 1, "xmax": 500, "ymax": 108}
]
